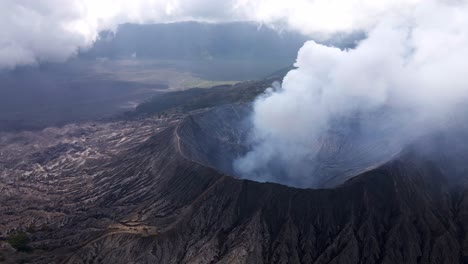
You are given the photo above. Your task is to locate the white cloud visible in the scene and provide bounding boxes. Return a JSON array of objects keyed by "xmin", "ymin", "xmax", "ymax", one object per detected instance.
[
  {"xmin": 0, "ymin": 0, "xmax": 422, "ymax": 69},
  {"xmin": 236, "ymin": 0, "xmax": 421, "ymax": 35}
]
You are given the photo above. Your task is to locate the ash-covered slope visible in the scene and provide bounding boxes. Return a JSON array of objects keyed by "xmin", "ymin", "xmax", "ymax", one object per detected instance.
[
  {"xmin": 1, "ymin": 104, "xmax": 468, "ymax": 263},
  {"xmin": 177, "ymin": 105, "xmax": 252, "ymax": 176}
]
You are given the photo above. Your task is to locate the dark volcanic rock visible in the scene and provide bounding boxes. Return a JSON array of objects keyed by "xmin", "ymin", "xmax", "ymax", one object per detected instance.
[
  {"xmin": 1, "ymin": 106, "xmax": 468, "ymax": 263},
  {"xmin": 177, "ymin": 104, "xmax": 252, "ymax": 176}
]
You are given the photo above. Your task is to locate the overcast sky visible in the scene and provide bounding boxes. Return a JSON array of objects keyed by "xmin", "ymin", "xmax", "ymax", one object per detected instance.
[{"xmin": 0, "ymin": 0, "xmax": 422, "ymax": 69}]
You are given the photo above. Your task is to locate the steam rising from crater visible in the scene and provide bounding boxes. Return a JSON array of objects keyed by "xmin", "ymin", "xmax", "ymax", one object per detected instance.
[
  {"xmin": 2, "ymin": 0, "xmax": 468, "ymax": 187},
  {"xmin": 234, "ymin": 1, "xmax": 468, "ymax": 187}
]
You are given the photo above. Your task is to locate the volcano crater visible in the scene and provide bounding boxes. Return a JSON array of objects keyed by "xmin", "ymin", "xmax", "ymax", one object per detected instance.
[{"xmin": 176, "ymin": 104, "xmax": 404, "ymax": 188}]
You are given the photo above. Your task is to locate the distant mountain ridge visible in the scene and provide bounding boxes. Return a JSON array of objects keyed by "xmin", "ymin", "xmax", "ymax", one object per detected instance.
[{"xmin": 81, "ymin": 22, "xmax": 308, "ymax": 62}]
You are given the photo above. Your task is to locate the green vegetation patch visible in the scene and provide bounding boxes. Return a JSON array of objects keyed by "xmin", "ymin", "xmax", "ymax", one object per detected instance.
[{"xmin": 7, "ymin": 233, "xmax": 31, "ymax": 252}]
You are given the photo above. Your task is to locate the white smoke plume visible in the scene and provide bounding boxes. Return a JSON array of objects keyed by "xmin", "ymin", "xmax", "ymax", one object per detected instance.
[{"xmin": 234, "ymin": 0, "xmax": 468, "ymax": 187}]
